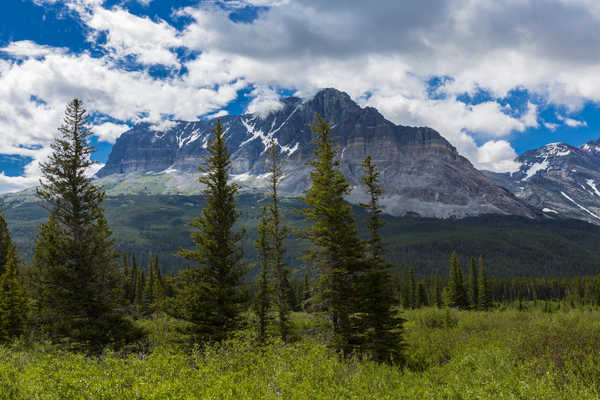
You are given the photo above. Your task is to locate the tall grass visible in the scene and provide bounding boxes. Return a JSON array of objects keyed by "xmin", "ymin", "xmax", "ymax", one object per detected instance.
[{"xmin": 1, "ymin": 309, "xmax": 599, "ymax": 399}]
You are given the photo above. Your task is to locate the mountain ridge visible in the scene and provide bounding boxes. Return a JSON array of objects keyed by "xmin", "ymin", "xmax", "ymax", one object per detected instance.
[{"xmin": 96, "ymin": 88, "xmax": 536, "ymax": 219}]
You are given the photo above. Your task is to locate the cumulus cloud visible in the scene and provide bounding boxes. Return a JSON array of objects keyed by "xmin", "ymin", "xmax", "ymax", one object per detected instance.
[
  {"xmin": 2, "ymin": 0, "xmax": 600, "ymax": 193},
  {"xmin": 246, "ymin": 86, "xmax": 284, "ymax": 117},
  {"xmin": 93, "ymin": 122, "xmax": 130, "ymax": 143}
]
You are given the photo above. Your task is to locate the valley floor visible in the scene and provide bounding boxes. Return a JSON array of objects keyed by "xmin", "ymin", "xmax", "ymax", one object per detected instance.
[{"xmin": 1, "ymin": 308, "xmax": 599, "ymax": 399}]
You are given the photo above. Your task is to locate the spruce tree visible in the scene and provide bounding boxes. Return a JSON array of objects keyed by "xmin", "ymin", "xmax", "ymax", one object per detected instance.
[
  {"xmin": 130, "ymin": 252, "xmax": 138, "ymax": 303},
  {"xmin": 468, "ymin": 257, "xmax": 479, "ymax": 310},
  {"xmin": 478, "ymin": 256, "xmax": 491, "ymax": 310},
  {"xmin": 176, "ymin": 119, "xmax": 247, "ymax": 343},
  {"xmin": 356, "ymin": 155, "xmax": 405, "ymax": 364},
  {"xmin": 142, "ymin": 257, "xmax": 154, "ymax": 314},
  {"xmin": 417, "ymin": 282, "xmax": 428, "ymax": 308},
  {"xmin": 32, "ymin": 99, "xmax": 138, "ymax": 351},
  {"xmin": 0, "ymin": 215, "xmax": 13, "ymax": 275},
  {"xmin": 300, "ymin": 114, "xmax": 364, "ymax": 356},
  {"xmin": 446, "ymin": 251, "xmax": 463, "ymax": 308},
  {"xmin": 266, "ymin": 140, "xmax": 291, "ymax": 342},
  {"xmin": 255, "ymin": 205, "xmax": 272, "ymax": 344},
  {"xmin": 0, "ymin": 245, "xmax": 26, "ymax": 343},
  {"xmin": 150, "ymin": 256, "xmax": 166, "ymax": 312}
]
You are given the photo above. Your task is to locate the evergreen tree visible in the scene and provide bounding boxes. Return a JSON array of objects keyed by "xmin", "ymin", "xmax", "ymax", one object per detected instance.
[
  {"xmin": 300, "ymin": 114, "xmax": 365, "ymax": 356},
  {"xmin": 32, "ymin": 99, "xmax": 138, "ymax": 351},
  {"xmin": 266, "ymin": 140, "xmax": 291, "ymax": 342},
  {"xmin": 121, "ymin": 253, "xmax": 131, "ymax": 302},
  {"xmin": 356, "ymin": 155, "xmax": 405, "ymax": 364},
  {"xmin": 401, "ymin": 265, "xmax": 410, "ymax": 308},
  {"xmin": 468, "ymin": 257, "xmax": 479, "ymax": 310},
  {"xmin": 254, "ymin": 205, "xmax": 272, "ymax": 344},
  {"xmin": 135, "ymin": 269, "xmax": 144, "ymax": 307},
  {"xmin": 176, "ymin": 120, "xmax": 247, "ymax": 343},
  {"xmin": 478, "ymin": 256, "xmax": 491, "ymax": 310},
  {"xmin": 0, "ymin": 245, "xmax": 26, "ymax": 343},
  {"xmin": 151, "ymin": 256, "xmax": 166, "ymax": 312},
  {"xmin": 142, "ymin": 257, "xmax": 154, "ymax": 314},
  {"xmin": 446, "ymin": 251, "xmax": 467, "ymax": 308},
  {"xmin": 130, "ymin": 252, "xmax": 138, "ymax": 303},
  {"xmin": 433, "ymin": 274, "xmax": 442, "ymax": 308},
  {"xmin": 417, "ymin": 282, "xmax": 428, "ymax": 308},
  {"xmin": 0, "ymin": 215, "xmax": 13, "ymax": 275}
]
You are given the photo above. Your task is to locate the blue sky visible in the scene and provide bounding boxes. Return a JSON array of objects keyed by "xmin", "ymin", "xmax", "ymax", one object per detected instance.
[{"xmin": 0, "ymin": 0, "xmax": 599, "ymax": 192}]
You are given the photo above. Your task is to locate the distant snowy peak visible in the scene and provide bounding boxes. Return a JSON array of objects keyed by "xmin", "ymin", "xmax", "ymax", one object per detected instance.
[{"xmin": 485, "ymin": 139, "xmax": 600, "ymax": 224}]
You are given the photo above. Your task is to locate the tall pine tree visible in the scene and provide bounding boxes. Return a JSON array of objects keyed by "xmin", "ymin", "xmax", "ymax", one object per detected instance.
[
  {"xmin": 266, "ymin": 140, "xmax": 291, "ymax": 342},
  {"xmin": 0, "ymin": 215, "xmax": 13, "ymax": 275},
  {"xmin": 300, "ymin": 114, "xmax": 364, "ymax": 356},
  {"xmin": 357, "ymin": 156, "xmax": 405, "ymax": 363},
  {"xmin": 176, "ymin": 119, "xmax": 247, "ymax": 343},
  {"xmin": 0, "ymin": 244, "xmax": 26, "ymax": 343},
  {"xmin": 478, "ymin": 256, "xmax": 491, "ymax": 310},
  {"xmin": 32, "ymin": 99, "xmax": 138, "ymax": 351},
  {"xmin": 468, "ymin": 257, "xmax": 479, "ymax": 310},
  {"xmin": 254, "ymin": 205, "xmax": 272, "ymax": 344}
]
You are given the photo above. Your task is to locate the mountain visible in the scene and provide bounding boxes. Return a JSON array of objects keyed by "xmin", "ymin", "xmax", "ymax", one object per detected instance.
[
  {"xmin": 97, "ymin": 88, "xmax": 535, "ymax": 219},
  {"xmin": 484, "ymin": 141, "xmax": 600, "ymax": 224}
]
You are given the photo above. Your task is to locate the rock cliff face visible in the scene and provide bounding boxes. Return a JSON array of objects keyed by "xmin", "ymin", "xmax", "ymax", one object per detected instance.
[
  {"xmin": 485, "ymin": 142, "xmax": 600, "ymax": 224},
  {"xmin": 97, "ymin": 88, "xmax": 536, "ymax": 219}
]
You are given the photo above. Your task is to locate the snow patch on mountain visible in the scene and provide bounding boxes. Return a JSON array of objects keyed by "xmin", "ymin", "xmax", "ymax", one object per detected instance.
[
  {"xmin": 560, "ymin": 191, "xmax": 600, "ymax": 220},
  {"xmin": 587, "ymin": 179, "xmax": 600, "ymax": 197},
  {"xmin": 523, "ymin": 160, "xmax": 549, "ymax": 180}
]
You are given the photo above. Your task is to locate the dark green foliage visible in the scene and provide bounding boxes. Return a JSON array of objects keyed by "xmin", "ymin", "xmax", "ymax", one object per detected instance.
[
  {"xmin": 300, "ymin": 114, "xmax": 365, "ymax": 356},
  {"xmin": 401, "ymin": 266, "xmax": 410, "ymax": 308},
  {"xmin": 0, "ymin": 215, "xmax": 12, "ymax": 275},
  {"xmin": 356, "ymin": 155, "xmax": 406, "ymax": 364},
  {"xmin": 468, "ymin": 257, "xmax": 479, "ymax": 309},
  {"xmin": 478, "ymin": 257, "xmax": 491, "ymax": 310},
  {"xmin": 446, "ymin": 251, "xmax": 468, "ymax": 309},
  {"xmin": 130, "ymin": 252, "xmax": 138, "ymax": 303},
  {"xmin": 417, "ymin": 282, "xmax": 428, "ymax": 308},
  {"xmin": 8, "ymin": 195, "xmax": 600, "ymax": 278},
  {"xmin": 31, "ymin": 99, "xmax": 140, "ymax": 351},
  {"xmin": 0, "ymin": 244, "xmax": 26, "ymax": 342},
  {"xmin": 142, "ymin": 256, "xmax": 154, "ymax": 314},
  {"xmin": 254, "ymin": 205, "xmax": 271, "ymax": 344},
  {"xmin": 176, "ymin": 120, "xmax": 247, "ymax": 343}
]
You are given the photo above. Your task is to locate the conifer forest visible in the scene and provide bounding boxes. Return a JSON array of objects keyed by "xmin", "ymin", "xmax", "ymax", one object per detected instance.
[{"xmin": 2, "ymin": 100, "xmax": 600, "ymax": 399}]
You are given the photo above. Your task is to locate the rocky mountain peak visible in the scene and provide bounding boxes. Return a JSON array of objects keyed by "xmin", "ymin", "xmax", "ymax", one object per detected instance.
[{"xmin": 96, "ymin": 88, "xmax": 535, "ymax": 219}]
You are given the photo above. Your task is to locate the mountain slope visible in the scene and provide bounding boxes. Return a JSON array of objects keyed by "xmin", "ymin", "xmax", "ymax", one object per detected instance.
[
  {"xmin": 484, "ymin": 142, "xmax": 600, "ymax": 224},
  {"xmin": 2, "ymin": 193, "xmax": 599, "ymax": 277},
  {"xmin": 97, "ymin": 88, "xmax": 535, "ymax": 219}
]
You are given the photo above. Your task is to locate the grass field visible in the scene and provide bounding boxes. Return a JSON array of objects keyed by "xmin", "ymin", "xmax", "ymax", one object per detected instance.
[{"xmin": 1, "ymin": 307, "xmax": 599, "ymax": 399}]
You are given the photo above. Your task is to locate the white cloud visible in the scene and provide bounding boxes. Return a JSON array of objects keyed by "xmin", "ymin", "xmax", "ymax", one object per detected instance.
[
  {"xmin": 93, "ymin": 122, "xmax": 130, "ymax": 143},
  {"xmin": 4, "ymin": 0, "xmax": 600, "ymax": 191},
  {"xmin": 557, "ymin": 115, "xmax": 588, "ymax": 128},
  {"xmin": 246, "ymin": 86, "xmax": 284, "ymax": 117},
  {"xmin": 475, "ymin": 140, "xmax": 521, "ymax": 173}
]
